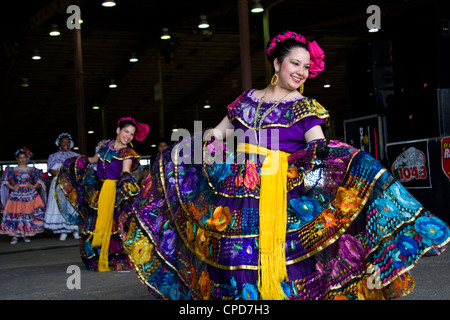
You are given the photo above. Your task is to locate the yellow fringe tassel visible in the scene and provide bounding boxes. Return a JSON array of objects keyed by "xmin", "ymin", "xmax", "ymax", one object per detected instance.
[
  {"xmin": 91, "ymin": 179, "xmax": 117, "ymax": 272},
  {"xmin": 237, "ymin": 143, "xmax": 290, "ymax": 300}
]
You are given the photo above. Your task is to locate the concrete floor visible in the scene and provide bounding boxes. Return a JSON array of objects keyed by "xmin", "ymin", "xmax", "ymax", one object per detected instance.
[{"xmin": 0, "ymin": 230, "xmax": 449, "ymax": 300}]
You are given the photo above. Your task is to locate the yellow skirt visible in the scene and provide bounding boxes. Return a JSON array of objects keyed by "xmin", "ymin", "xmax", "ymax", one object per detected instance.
[
  {"xmin": 91, "ymin": 179, "xmax": 117, "ymax": 272},
  {"xmin": 236, "ymin": 143, "xmax": 290, "ymax": 300}
]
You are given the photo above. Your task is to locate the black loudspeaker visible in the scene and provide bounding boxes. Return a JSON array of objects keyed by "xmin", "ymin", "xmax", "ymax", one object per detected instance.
[
  {"xmin": 392, "ymin": 0, "xmax": 450, "ymax": 92},
  {"xmin": 388, "ymin": 0, "xmax": 450, "ymax": 142},
  {"xmin": 346, "ymin": 41, "xmax": 394, "ymax": 118},
  {"xmin": 387, "ymin": 89, "xmax": 450, "ymax": 143}
]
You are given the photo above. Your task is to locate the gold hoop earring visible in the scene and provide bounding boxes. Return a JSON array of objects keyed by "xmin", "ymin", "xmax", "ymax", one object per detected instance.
[
  {"xmin": 270, "ymin": 73, "xmax": 279, "ymax": 86},
  {"xmin": 299, "ymin": 84, "xmax": 304, "ymax": 95}
]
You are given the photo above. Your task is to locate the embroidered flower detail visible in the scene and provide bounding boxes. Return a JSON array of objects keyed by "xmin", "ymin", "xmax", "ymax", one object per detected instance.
[
  {"xmin": 389, "ymin": 181, "xmax": 421, "ymax": 212},
  {"xmin": 327, "ymin": 156, "xmax": 348, "ymax": 170},
  {"xmin": 162, "ymin": 229, "xmax": 177, "ymax": 255},
  {"xmin": 207, "ymin": 206, "xmax": 232, "ymax": 232},
  {"xmin": 287, "ymin": 166, "xmax": 299, "ymax": 179},
  {"xmin": 75, "ymin": 155, "xmax": 89, "ymax": 169},
  {"xmin": 338, "ymin": 234, "xmax": 364, "ymax": 268},
  {"xmin": 244, "ymin": 160, "xmax": 259, "ymax": 190},
  {"xmin": 187, "ymin": 265, "xmax": 197, "ymax": 287},
  {"xmin": 169, "ymin": 282, "xmax": 181, "ymax": 300},
  {"xmin": 335, "ymin": 187, "xmax": 361, "ymax": 214},
  {"xmin": 235, "ymin": 174, "xmax": 244, "ymax": 187},
  {"xmin": 195, "ymin": 229, "xmax": 209, "ymax": 258},
  {"xmin": 227, "ymin": 94, "xmax": 245, "ymax": 114},
  {"xmin": 153, "ymin": 215, "xmax": 164, "ymax": 232},
  {"xmin": 186, "ymin": 220, "xmax": 195, "ymax": 242},
  {"xmin": 198, "ymin": 271, "xmax": 213, "ymax": 300},
  {"xmin": 208, "ymin": 162, "xmax": 230, "ymax": 183},
  {"xmin": 391, "ymin": 273, "xmax": 411, "ymax": 290},
  {"xmin": 179, "ymin": 167, "xmax": 198, "ymax": 197},
  {"xmin": 189, "ymin": 203, "xmax": 206, "ymax": 220},
  {"xmin": 329, "ymin": 258, "xmax": 345, "ymax": 277},
  {"xmin": 242, "ymin": 104, "xmax": 256, "ymax": 124},
  {"xmin": 129, "ymin": 237, "xmax": 153, "ymax": 265},
  {"xmin": 68, "ymin": 190, "xmax": 78, "ymax": 203},
  {"xmin": 374, "ymin": 198, "xmax": 401, "ymax": 219},
  {"xmin": 281, "ymin": 281, "xmax": 291, "ymax": 298},
  {"xmin": 397, "ymin": 235, "xmax": 418, "ymax": 257},
  {"xmin": 415, "ymin": 216, "xmax": 450, "ymax": 246},
  {"xmin": 315, "ymin": 261, "xmax": 325, "ymax": 274},
  {"xmin": 242, "ymin": 283, "xmax": 258, "ymax": 300},
  {"xmin": 328, "ymin": 140, "xmax": 347, "ymax": 148},
  {"xmin": 264, "ymin": 107, "xmax": 282, "ymax": 124},
  {"xmin": 320, "ymin": 211, "xmax": 338, "ymax": 229},
  {"xmin": 289, "ymin": 196, "xmax": 319, "ymax": 223}
]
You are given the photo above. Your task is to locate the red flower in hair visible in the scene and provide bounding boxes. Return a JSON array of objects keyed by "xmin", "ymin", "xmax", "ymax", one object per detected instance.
[
  {"xmin": 266, "ymin": 31, "xmax": 325, "ymax": 78},
  {"xmin": 117, "ymin": 117, "xmax": 149, "ymax": 142},
  {"xmin": 307, "ymin": 41, "xmax": 325, "ymax": 78}
]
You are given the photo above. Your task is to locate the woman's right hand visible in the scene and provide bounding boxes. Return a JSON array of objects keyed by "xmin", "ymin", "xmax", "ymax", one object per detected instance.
[{"xmin": 88, "ymin": 153, "xmax": 99, "ymax": 164}]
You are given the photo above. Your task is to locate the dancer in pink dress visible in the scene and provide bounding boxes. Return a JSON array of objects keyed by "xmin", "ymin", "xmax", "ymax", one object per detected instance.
[{"xmin": 1, "ymin": 147, "xmax": 46, "ymax": 244}]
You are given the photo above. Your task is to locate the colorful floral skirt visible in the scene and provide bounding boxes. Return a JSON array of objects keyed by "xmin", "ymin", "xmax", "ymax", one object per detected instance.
[
  {"xmin": 0, "ymin": 187, "xmax": 45, "ymax": 237},
  {"xmin": 124, "ymin": 139, "xmax": 450, "ymax": 300},
  {"xmin": 57, "ymin": 156, "xmax": 139, "ymax": 271}
]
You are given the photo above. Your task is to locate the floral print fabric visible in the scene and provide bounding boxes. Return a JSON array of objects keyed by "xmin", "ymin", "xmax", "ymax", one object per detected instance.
[
  {"xmin": 124, "ymin": 94, "xmax": 450, "ymax": 300},
  {"xmin": 57, "ymin": 143, "xmax": 140, "ymax": 271},
  {"xmin": 0, "ymin": 167, "xmax": 46, "ymax": 237}
]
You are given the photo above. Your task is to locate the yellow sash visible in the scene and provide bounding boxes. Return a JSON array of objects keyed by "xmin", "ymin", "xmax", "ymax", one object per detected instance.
[
  {"xmin": 91, "ymin": 179, "xmax": 117, "ymax": 272},
  {"xmin": 237, "ymin": 143, "xmax": 290, "ymax": 300}
]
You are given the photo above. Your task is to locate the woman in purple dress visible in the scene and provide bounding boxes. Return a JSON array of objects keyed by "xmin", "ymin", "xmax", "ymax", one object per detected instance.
[
  {"xmin": 57, "ymin": 117, "xmax": 149, "ymax": 271},
  {"xmin": 124, "ymin": 31, "xmax": 450, "ymax": 300}
]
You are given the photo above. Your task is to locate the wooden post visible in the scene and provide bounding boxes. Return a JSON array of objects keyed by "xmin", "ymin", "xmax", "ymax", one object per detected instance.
[
  {"xmin": 101, "ymin": 104, "xmax": 107, "ymax": 140},
  {"xmin": 155, "ymin": 48, "xmax": 165, "ymax": 138},
  {"xmin": 238, "ymin": 0, "xmax": 252, "ymax": 91},
  {"xmin": 263, "ymin": 9, "xmax": 272, "ymax": 83},
  {"xmin": 73, "ymin": 28, "xmax": 86, "ymax": 155}
]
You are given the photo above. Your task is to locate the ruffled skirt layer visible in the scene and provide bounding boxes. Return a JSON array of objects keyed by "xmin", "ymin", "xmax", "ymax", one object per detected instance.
[
  {"xmin": 1, "ymin": 187, "xmax": 45, "ymax": 237},
  {"xmin": 124, "ymin": 139, "xmax": 450, "ymax": 300},
  {"xmin": 57, "ymin": 156, "xmax": 139, "ymax": 271}
]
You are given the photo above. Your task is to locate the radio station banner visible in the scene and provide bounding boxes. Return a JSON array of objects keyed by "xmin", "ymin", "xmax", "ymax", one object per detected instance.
[
  {"xmin": 442, "ymin": 136, "xmax": 450, "ymax": 181},
  {"xmin": 386, "ymin": 139, "xmax": 431, "ymax": 189}
]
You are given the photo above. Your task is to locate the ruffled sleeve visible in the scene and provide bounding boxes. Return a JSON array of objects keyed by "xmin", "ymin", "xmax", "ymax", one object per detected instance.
[
  {"xmin": 31, "ymin": 167, "xmax": 47, "ymax": 205},
  {"xmin": 118, "ymin": 147, "xmax": 140, "ymax": 172},
  {"xmin": 227, "ymin": 91, "xmax": 247, "ymax": 121},
  {"xmin": 47, "ymin": 153, "xmax": 57, "ymax": 171},
  {"xmin": 1, "ymin": 167, "xmax": 13, "ymax": 208},
  {"xmin": 1, "ymin": 167, "xmax": 14, "ymax": 185},
  {"xmin": 31, "ymin": 167, "xmax": 44, "ymax": 184},
  {"xmin": 291, "ymin": 98, "xmax": 330, "ymax": 126},
  {"xmin": 95, "ymin": 140, "xmax": 111, "ymax": 156}
]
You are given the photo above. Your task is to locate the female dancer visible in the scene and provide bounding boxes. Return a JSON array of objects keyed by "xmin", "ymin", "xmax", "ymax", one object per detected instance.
[
  {"xmin": 125, "ymin": 31, "xmax": 449, "ymax": 300},
  {"xmin": 57, "ymin": 117, "xmax": 149, "ymax": 271},
  {"xmin": 44, "ymin": 133, "xmax": 80, "ymax": 240},
  {"xmin": 1, "ymin": 148, "xmax": 46, "ymax": 244}
]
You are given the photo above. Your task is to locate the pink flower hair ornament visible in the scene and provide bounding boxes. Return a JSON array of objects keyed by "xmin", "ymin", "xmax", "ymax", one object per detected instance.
[
  {"xmin": 117, "ymin": 117, "xmax": 149, "ymax": 142},
  {"xmin": 266, "ymin": 31, "xmax": 325, "ymax": 78}
]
